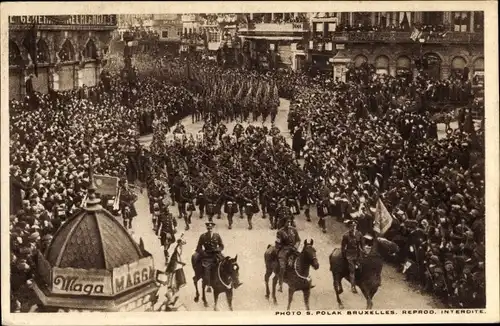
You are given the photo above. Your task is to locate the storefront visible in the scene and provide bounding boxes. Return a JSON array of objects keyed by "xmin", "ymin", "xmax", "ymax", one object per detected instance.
[
  {"xmin": 423, "ymin": 53, "xmax": 442, "ymax": 80},
  {"xmin": 8, "ymin": 15, "xmax": 116, "ymax": 100},
  {"xmin": 451, "ymin": 56, "xmax": 467, "ymax": 79}
]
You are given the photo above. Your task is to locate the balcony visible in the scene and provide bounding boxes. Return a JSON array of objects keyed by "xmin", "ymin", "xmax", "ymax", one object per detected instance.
[
  {"xmin": 331, "ymin": 31, "xmax": 483, "ymax": 44},
  {"xmin": 239, "ymin": 22, "xmax": 307, "ymax": 33}
]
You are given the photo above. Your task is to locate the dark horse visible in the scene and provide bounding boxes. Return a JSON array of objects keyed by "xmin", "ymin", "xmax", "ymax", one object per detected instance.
[
  {"xmin": 264, "ymin": 239, "xmax": 319, "ymax": 310},
  {"xmin": 191, "ymin": 254, "xmax": 242, "ymax": 311},
  {"xmin": 329, "ymin": 236, "xmax": 399, "ymax": 309}
]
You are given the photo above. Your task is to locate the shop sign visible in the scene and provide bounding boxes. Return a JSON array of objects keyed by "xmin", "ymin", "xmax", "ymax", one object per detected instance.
[
  {"xmin": 9, "ymin": 15, "xmax": 117, "ymax": 26},
  {"xmin": 52, "ymin": 268, "xmax": 112, "ymax": 296},
  {"xmin": 113, "ymin": 257, "xmax": 155, "ymax": 295}
]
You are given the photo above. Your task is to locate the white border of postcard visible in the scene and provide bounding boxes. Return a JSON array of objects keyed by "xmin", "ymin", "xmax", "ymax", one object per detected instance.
[{"xmin": 1, "ymin": 1, "xmax": 498, "ymax": 325}]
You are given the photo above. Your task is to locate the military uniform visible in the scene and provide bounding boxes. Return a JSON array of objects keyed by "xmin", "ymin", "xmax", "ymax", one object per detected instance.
[
  {"xmin": 196, "ymin": 228, "xmax": 224, "ymax": 290},
  {"xmin": 159, "ymin": 211, "xmax": 177, "ymax": 257},
  {"xmin": 276, "ymin": 224, "xmax": 300, "ymax": 291},
  {"xmin": 341, "ymin": 228, "xmax": 364, "ymax": 292}
]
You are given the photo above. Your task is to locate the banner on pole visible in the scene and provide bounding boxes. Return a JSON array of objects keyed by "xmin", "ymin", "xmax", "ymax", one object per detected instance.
[{"xmin": 373, "ymin": 198, "xmax": 393, "ymax": 235}]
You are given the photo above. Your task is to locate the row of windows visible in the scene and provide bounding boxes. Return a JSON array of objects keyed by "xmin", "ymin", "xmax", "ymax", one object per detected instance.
[{"xmin": 9, "ymin": 39, "xmax": 97, "ymax": 66}]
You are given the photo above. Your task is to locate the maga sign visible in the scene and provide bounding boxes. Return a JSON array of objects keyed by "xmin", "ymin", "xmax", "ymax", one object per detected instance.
[
  {"xmin": 9, "ymin": 15, "xmax": 117, "ymax": 26},
  {"xmin": 52, "ymin": 268, "xmax": 113, "ymax": 297},
  {"xmin": 113, "ymin": 257, "xmax": 155, "ymax": 294}
]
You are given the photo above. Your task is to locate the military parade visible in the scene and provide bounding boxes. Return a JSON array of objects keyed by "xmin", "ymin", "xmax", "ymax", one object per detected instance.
[{"xmin": 6, "ymin": 9, "xmax": 491, "ymax": 317}]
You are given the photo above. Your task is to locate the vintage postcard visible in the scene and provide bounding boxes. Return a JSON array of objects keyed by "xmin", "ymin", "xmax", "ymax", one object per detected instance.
[{"xmin": 1, "ymin": 1, "xmax": 498, "ymax": 325}]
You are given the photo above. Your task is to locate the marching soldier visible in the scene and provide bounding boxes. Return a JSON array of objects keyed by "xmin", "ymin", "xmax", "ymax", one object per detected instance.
[
  {"xmin": 221, "ymin": 181, "xmax": 238, "ymax": 229},
  {"xmin": 241, "ymin": 180, "xmax": 259, "ymax": 230},
  {"xmin": 158, "ymin": 207, "xmax": 178, "ymax": 263},
  {"xmin": 204, "ymin": 181, "xmax": 220, "ymax": 222},
  {"xmin": 178, "ymin": 182, "xmax": 195, "ymax": 230}
]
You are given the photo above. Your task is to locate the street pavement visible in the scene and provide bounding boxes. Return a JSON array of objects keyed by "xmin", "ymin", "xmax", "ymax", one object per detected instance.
[{"xmin": 131, "ymin": 99, "xmax": 442, "ymax": 311}]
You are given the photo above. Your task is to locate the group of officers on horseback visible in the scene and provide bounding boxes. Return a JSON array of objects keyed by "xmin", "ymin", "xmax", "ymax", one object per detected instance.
[{"xmin": 192, "ymin": 198, "xmax": 368, "ymax": 294}]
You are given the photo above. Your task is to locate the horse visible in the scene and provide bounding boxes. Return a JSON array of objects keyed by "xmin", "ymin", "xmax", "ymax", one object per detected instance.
[
  {"xmin": 329, "ymin": 235, "xmax": 399, "ymax": 309},
  {"xmin": 264, "ymin": 239, "xmax": 319, "ymax": 311},
  {"xmin": 191, "ymin": 254, "xmax": 242, "ymax": 311}
]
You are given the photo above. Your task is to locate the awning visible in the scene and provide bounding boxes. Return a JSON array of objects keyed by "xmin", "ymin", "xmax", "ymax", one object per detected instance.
[{"xmin": 240, "ymin": 36, "xmax": 303, "ymax": 41}]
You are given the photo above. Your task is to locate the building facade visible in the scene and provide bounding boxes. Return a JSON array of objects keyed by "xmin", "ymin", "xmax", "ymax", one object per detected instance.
[
  {"xmin": 235, "ymin": 11, "xmax": 484, "ymax": 82},
  {"xmin": 238, "ymin": 13, "xmax": 310, "ymax": 70},
  {"xmin": 9, "ymin": 15, "xmax": 117, "ymax": 100},
  {"xmin": 311, "ymin": 11, "xmax": 484, "ymax": 82}
]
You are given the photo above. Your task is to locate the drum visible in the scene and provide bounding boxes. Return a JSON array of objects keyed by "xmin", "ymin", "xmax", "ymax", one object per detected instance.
[
  {"xmin": 245, "ymin": 202, "xmax": 254, "ymax": 215},
  {"xmin": 206, "ymin": 203, "xmax": 216, "ymax": 215},
  {"xmin": 224, "ymin": 201, "xmax": 237, "ymax": 214},
  {"xmin": 187, "ymin": 202, "xmax": 196, "ymax": 211}
]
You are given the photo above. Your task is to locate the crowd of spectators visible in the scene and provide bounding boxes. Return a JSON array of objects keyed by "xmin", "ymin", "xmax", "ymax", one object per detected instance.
[
  {"xmin": 9, "ymin": 43, "xmax": 485, "ymax": 311},
  {"xmin": 285, "ymin": 64, "xmax": 485, "ymax": 308}
]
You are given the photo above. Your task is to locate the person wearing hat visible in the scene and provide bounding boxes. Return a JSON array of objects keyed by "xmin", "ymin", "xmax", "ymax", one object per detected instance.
[
  {"xmin": 341, "ymin": 220, "xmax": 365, "ymax": 294},
  {"xmin": 275, "ymin": 217, "xmax": 304, "ymax": 292},
  {"xmin": 158, "ymin": 207, "xmax": 178, "ymax": 263},
  {"xmin": 195, "ymin": 221, "xmax": 224, "ymax": 293}
]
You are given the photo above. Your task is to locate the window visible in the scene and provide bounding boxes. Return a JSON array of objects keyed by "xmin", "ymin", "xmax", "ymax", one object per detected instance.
[
  {"xmin": 9, "ymin": 40, "xmax": 22, "ymax": 66},
  {"xmin": 83, "ymin": 39, "xmax": 97, "ymax": 60},
  {"xmin": 58, "ymin": 39, "xmax": 75, "ymax": 62},
  {"xmin": 473, "ymin": 11, "xmax": 484, "ymax": 31},
  {"xmin": 453, "ymin": 12, "xmax": 469, "ymax": 32},
  {"xmin": 422, "ymin": 12, "xmax": 444, "ymax": 26},
  {"xmin": 36, "ymin": 39, "xmax": 50, "ymax": 63},
  {"xmin": 162, "ymin": 30, "xmax": 169, "ymax": 38}
]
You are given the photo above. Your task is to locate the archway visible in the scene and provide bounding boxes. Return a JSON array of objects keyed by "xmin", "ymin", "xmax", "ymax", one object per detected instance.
[
  {"xmin": 37, "ymin": 39, "xmax": 50, "ymax": 64},
  {"xmin": 451, "ymin": 56, "xmax": 467, "ymax": 79},
  {"xmin": 374, "ymin": 55, "xmax": 389, "ymax": 75},
  {"xmin": 353, "ymin": 54, "xmax": 368, "ymax": 68},
  {"xmin": 83, "ymin": 39, "xmax": 98, "ymax": 60},
  {"xmin": 422, "ymin": 52, "xmax": 442, "ymax": 80},
  {"xmin": 473, "ymin": 57, "xmax": 484, "ymax": 86},
  {"xmin": 58, "ymin": 39, "xmax": 75, "ymax": 62},
  {"xmin": 9, "ymin": 40, "xmax": 22, "ymax": 66}
]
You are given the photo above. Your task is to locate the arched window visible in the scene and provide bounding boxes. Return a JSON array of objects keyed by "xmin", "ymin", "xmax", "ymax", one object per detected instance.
[
  {"xmin": 353, "ymin": 54, "xmax": 368, "ymax": 67},
  {"xmin": 37, "ymin": 39, "xmax": 50, "ymax": 63},
  {"xmin": 473, "ymin": 57, "xmax": 484, "ymax": 86},
  {"xmin": 83, "ymin": 39, "xmax": 98, "ymax": 60},
  {"xmin": 9, "ymin": 40, "xmax": 22, "ymax": 66},
  {"xmin": 451, "ymin": 56, "xmax": 467, "ymax": 79},
  {"xmin": 396, "ymin": 55, "xmax": 412, "ymax": 77},
  {"xmin": 423, "ymin": 53, "xmax": 442, "ymax": 79},
  {"xmin": 58, "ymin": 39, "xmax": 75, "ymax": 62},
  {"xmin": 374, "ymin": 55, "xmax": 389, "ymax": 75}
]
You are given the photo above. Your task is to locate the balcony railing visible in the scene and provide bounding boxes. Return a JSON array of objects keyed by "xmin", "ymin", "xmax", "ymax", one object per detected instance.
[
  {"xmin": 331, "ymin": 31, "xmax": 483, "ymax": 44},
  {"xmin": 239, "ymin": 22, "xmax": 307, "ymax": 33}
]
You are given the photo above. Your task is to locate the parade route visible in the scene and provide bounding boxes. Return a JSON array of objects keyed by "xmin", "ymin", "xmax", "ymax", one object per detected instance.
[{"xmin": 133, "ymin": 99, "xmax": 443, "ymax": 311}]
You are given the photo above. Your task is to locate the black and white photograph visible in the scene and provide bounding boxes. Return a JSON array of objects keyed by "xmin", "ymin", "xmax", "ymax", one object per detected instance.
[{"xmin": 1, "ymin": 1, "xmax": 498, "ymax": 325}]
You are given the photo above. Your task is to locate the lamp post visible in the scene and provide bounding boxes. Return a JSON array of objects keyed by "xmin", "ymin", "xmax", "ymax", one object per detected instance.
[{"xmin": 122, "ymin": 31, "xmax": 138, "ymax": 108}]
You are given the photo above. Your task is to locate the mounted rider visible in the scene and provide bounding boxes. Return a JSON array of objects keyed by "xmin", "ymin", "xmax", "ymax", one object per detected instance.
[
  {"xmin": 196, "ymin": 222, "xmax": 225, "ymax": 293},
  {"xmin": 341, "ymin": 220, "xmax": 365, "ymax": 294},
  {"xmin": 275, "ymin": 218, "xmax": 304, "ymax": 292}
]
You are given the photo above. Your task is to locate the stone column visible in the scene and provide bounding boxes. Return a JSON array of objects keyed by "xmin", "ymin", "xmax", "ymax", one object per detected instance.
[
  {"xmin": 250, "ymin": 13, "xmax": 253, "ymax": 20},
  {"xmin": 389, "ymin": 63, "xmax": 397, "ymax": 77},
  {"xmin": 469, "ymin": 12, "xmax": 474, "ymax": 32},
  {"xmin": 443, "ymin": 12, "xmax": 452, "ymax": 27},
  {"xmin": 349, "ymin": 12, "xmax": 353, "ymax": 26},
  {"xmin": 413, "ymin": 11, "xmax": 422, "ymax": 24},
  {"xmin": 371, "ymin": 12, "xmax": 377, "ymax": 26},
  {"xmin": 441, "ymin": 63, "xmax": 450, "ymax": 80},
  {"xmin": 271, "ymin": 13, "xmax": 275, "ymax": 21}
]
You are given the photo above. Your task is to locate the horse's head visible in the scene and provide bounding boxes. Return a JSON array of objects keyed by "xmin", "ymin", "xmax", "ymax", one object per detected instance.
[
  {"xmin": 302, "ymin": 239, "xmax": 319, "ymax": 270},
  {"xmin": 222, "ymin": 255, "xmax": 242, "ymax": 289},
  {"xmin": 376, "ymin": 236, "xmax": 400, "ymax": 257}
]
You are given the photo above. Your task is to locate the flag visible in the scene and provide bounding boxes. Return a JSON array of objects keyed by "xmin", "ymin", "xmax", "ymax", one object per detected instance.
[
  {"xmin": 23, "ymin": 23, "xmax": 38, "ymax": 77},
  {"xmin": 373, "ymin": 198, "xmax": 393, "ymax": 235},
  {"xmin": 410, "ymin": 27, "xmax": 422, "ymax": 42}
]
